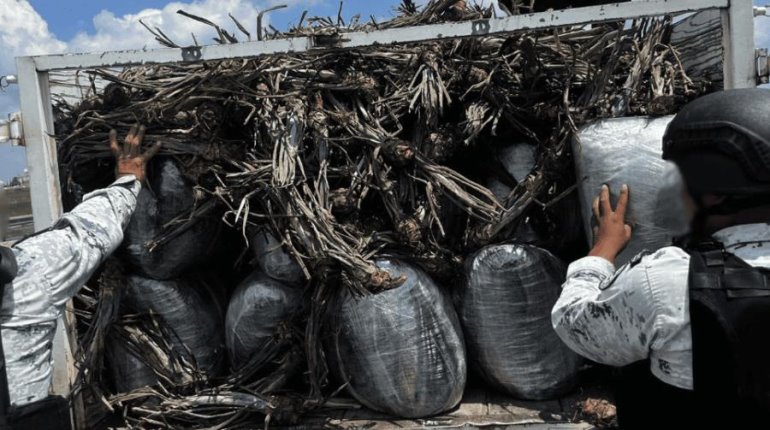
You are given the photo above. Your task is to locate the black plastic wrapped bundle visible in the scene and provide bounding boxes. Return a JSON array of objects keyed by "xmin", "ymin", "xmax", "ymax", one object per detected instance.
[
  {"xmin": 108, "ymin": 275, "xmax": 225, "ymax": 392},
  {"xmin": 106, "ymin": 339, "xmax": 158, "ymax": 393},
  {"xmin": 225, "ymin": 271, "xmax": 303, "ymax": 371},
  {"xmin": 544, "ymin": 191, "xmax": 590, "ymax": 262},
  {"xmin": 486, "ymin": 143, "xmax": 537, "ymax": 202},
  {"xmin": 251, "ymin": 230, "xmax": 304, "ymax": 285},
  {"xmin": 457, "ymin": 244, "xmax": 580, "ymax": 400},
  {"xmin": 328, "ymin": 260, "xmax": 467, "ymax": 418},
  {"xmin": 574, "ymin": 116, "xmax": 686, "ymax": 266},
  {"xmin": 122, "ymin": 158, "xmax": 213, "ymax": 280}
]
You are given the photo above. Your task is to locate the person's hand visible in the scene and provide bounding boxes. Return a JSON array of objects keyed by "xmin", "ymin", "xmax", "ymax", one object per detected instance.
[
  {"xmin": 109, "ymin": 124, "xmax": 161, "ymax": 183},
  {"xmin": 589, "ymin": 184, "xmax": 633, "ymax": 265}
]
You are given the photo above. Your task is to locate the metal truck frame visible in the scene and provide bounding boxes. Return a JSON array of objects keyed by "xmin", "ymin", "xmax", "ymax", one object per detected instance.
[{"xmin": 12, "ymin": 0, "xmax": 759, "ymax": 426}]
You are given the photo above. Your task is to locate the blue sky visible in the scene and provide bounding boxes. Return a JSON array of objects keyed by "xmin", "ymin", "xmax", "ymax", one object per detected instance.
[
  {"xmin": 27, "ymin": 0, "xmax": 402, "ymax": 41},
  {"xmin": 0, "ymin": 0, "xmax": 769, "ymax": 182},
  {"xmin": 0, "ymin": 0, "xmax": 411, "ymax": 182}
]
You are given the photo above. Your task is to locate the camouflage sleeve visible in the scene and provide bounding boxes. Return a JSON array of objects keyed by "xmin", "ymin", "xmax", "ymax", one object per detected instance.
[
  {"xmin": 13, "ymin": 176, "xmax": 141, "ymax": 307},
  {"xmin": 551, "ymin": 256, "xmax": 657, "ymax": 367}
]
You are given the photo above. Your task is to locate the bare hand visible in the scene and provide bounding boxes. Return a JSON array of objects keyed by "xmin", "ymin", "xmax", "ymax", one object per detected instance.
[
  {"xmin": 589, "ymin": 184, "xmax": 633, "ymax": 265},
  {"xmin": 109, "ymin": 124, "xmax": 161, "ymax": 183}
]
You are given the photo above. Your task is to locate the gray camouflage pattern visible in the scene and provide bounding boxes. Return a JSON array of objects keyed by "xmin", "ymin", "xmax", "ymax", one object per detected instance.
[
  {"xmin": 2, "ymin": 176, "xmax": 140, "ymax": 405},
  {"xmin": 552, "ymin": 223, "xmax": 770, "ymax": 391}
]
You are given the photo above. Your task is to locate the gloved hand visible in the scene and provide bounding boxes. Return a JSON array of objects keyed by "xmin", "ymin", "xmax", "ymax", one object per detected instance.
[
  {"xmin": 109, "ymin": 124, "xmax": 162, "ymax": 183},
  {"xmin": 589, "ymin": 184, "xmax": 633, "ymax": 265}
]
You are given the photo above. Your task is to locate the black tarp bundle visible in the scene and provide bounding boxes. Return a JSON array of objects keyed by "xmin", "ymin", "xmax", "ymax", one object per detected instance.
[
  {"xmin": 574, "ymin": 116, "xmax": 688, "ymax": 266},
  {"xmin": 251, "ymin": 230, "xmax": 305, "ymax": 285},
  {"xmin": 327, "ymin": 260, "xmax": 467, "ymax": 418},
  {"xmin": 486, "ymin": 143, "xmax": 586, "ymax": 257},
  {"xmin": 457, "ymin": 244, "xmax": 581, "ymax": 400},
  {"xmin": 107, "ymin": 275, "xmax": 225, "ymax": 392},
  {"xmin": 225, "ymin": 270, "xmax": 303, "ymax": 371},
  {"xmin": 122, "ymin": 158, "xmax": 215, "ymax": 280},
  {"xmin": 106, "ymin": 340, "xmax": 158, "ymax": 394}
]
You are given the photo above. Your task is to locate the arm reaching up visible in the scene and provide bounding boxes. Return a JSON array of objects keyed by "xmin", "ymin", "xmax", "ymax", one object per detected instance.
[{"xmin": 1, "ymin": 125, "xmax": 160, "ymax": 406}]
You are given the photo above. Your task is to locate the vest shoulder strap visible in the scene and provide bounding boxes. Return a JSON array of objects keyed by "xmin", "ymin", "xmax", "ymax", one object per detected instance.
[{"xmin": 690, "ymin": 242, "xmax": 770, "ymax": 298}]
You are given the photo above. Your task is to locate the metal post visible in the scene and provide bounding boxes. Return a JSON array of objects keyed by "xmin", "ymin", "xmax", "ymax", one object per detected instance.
[
  {"xmin": 15, "ymin": 58, "xmax": 78, "ymax": 429},
  {"xmin": 16, "ymin": 58, "xmax": 61, "ymax": 230},
  {"xmin": 723, "ymin": 0, "xmax": 757, "ymax": 88}
]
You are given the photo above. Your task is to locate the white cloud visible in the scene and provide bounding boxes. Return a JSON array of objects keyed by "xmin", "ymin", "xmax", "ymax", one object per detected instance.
[
  {"xmin": 68, "ymin": 0, "xmax": 306, "ymax": 53},
  {"xmin": 0, "ymin": 0, "xmax": 67, "ymax": 118},
  {"xmin": 0, "ymin": 0, "xmax": 66, "ymax": 56},
  {"xmin": 0, "ymin": 0, "xmax": 313, "ymax": 117}
]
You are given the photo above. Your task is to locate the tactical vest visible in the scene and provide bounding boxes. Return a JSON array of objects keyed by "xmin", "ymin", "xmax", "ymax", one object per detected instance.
[{"xmin": 615, "ymin": 242, "xmax": 770, "ymax": 428}]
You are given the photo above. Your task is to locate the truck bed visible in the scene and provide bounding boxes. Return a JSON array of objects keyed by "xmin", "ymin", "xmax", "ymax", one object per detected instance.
[
  {"xmin": 282, "ymin": 370, "xmax": 615, "ymax": 430},
  {"xmin": 284, "ymin": 390, "xmax": 601, "ymax": 429}
]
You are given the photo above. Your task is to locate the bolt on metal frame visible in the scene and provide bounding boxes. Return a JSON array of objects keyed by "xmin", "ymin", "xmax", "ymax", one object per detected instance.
[{"xmin": 12, "ymin": 0, "xmax": 756, "ymax": 422}]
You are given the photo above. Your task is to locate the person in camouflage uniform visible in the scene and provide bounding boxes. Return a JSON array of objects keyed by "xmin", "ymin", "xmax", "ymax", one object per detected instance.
[
  {"xmin": 0, "ymin": 125, "xmax": 159, "ymax": 407},
  {"xmin": 552, "ymin": 89, "xmax": 770, "ymax": 428}
]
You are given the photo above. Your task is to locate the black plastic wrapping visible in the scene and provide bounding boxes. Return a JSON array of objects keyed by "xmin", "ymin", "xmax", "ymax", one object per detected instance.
[
  {"xmin": 251, "ymin": 230, "xmax": 304, "ymax": 285},
  {"xmin": 107, "ymin": 275, "xmax": 225, "ymax": 392},
  {"xmin": 328, "ymin": 260, "xmax": 467, "ymax": 418},
  {"xmin": 458, "ymin": 244, "xmax": 581, "ymax": 400},
  {"xmin": 574, "ymin": 116, "xmax": 684, "ymax": 266},
  {"xmin": 487, "ymin": 143, "xmax": 537, "ymax": 202},
  {"xmin": 545, "ymin": 191, "xmax": 590, "ymax": 262},
  {"xmin": 225, "ymin": 270, "xmax": 303, "ymax": 371},
  {"xmin": 122, "ymin": 158, "xmax": 213, "ymax": 280},
  {"xmin": 106, "ymin": 339, "xmax": 158, "ymax": 393}
]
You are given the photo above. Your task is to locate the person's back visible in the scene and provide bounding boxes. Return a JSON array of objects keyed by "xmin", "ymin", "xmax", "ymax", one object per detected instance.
[{"xmin": 552, "ymin": 89, "xmax": 770, "ymax": 428}]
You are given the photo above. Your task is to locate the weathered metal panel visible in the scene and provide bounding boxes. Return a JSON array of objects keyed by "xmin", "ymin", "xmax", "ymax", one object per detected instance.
[{"xmin": 671, "ymin": 9, "xmax": 724, "ymax": 89}]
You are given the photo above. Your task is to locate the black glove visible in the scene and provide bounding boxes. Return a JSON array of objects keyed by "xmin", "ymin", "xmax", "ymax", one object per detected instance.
[{"xmin": 0, "ymin": 246, "xmax": 17, "ymax": 285}]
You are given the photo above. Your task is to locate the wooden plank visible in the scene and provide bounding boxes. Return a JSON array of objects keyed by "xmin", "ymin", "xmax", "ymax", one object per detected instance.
[
  {"xmin": 446, "ymin": 388, "xmax": 488, "ymax": 417},
  {"xmin": 485, "ymin": 391, "xmax": 563, "ymax": 424},
  {"xmin": 279, "ymin": 389, "xmax": 582, "ymax": 429}
]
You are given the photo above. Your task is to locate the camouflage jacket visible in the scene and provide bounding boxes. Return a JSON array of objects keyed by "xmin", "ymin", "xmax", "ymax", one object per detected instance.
[
  {"xmin": 2, "ymin": 176, "xmax": 140, "ymax": 406},
  {"xmin": 552, "ymin": 223, "xmax": 770, "ymax": 391}
]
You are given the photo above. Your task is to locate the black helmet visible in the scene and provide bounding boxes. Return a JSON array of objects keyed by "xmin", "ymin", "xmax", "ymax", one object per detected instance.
[{"xmin": 662, "ymin": 88, "xmax": 770, "ymax": 197}]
